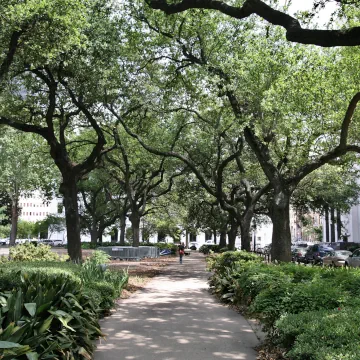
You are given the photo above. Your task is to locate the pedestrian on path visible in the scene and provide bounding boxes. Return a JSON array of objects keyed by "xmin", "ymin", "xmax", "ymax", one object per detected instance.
[{"xmin": 178, "ymin": 242, "xmax": 185, "ymax": 264}]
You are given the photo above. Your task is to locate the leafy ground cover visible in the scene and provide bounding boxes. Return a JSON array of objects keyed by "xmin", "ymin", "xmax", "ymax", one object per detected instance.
[
  {"xmin": 207, "ymin": 251, "xmax": 360, "ymax": 360},
  {"xmin": 0, "ymin": 244, "xmax": 129, "ymax": 359}
]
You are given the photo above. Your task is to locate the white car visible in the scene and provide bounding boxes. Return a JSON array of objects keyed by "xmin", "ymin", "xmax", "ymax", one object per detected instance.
[
  {"xmin": 323, "ymin": 250, "xmax": 352, "ymax": 267},
  {"xmin": 346, "ymin": 249, "xmax": 360, "ymax": 268},
  {"xmin": 204, "ymin": 240, "xmax": 215, "ymax": 245},
  {"xmin": 0, "ymin": 238, "xmax": 9, "ymax": 246}
]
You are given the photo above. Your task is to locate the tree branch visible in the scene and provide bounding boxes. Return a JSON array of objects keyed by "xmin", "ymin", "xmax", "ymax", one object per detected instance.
[{"xmin": 146, "ymin": 0, "xmax": 360, "ymax": 47}]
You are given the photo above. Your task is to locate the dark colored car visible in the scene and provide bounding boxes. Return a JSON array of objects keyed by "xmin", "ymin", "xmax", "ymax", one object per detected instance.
[{"xmin": 305, "ymin": 244, "xmax": 334, "ymax": 265}]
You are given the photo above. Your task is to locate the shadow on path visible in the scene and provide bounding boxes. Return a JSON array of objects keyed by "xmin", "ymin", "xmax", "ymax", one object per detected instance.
[{"xmin": 95, "ymin": 253, "xmax": 259, "ymax": 360}]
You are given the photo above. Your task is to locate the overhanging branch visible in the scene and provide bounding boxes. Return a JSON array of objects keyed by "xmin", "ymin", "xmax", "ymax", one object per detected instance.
[{"xmin": 146, "ymin": 0, "xmax": 360, "ymax": 47}]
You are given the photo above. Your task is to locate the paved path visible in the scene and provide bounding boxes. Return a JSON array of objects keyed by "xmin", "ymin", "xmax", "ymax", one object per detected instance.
[{"xmin": 95, "ymin": 253, "xmax": 259, "ymax": 360}]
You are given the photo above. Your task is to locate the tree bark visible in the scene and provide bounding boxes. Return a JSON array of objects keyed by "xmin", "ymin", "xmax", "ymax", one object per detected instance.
[
  {"xmin": 129, "ymin": 211, "xmax": 141, "ymax": 247},
  {"xmin": 146, "ymin": 0, "xmax": 360, "ymax": 47},
  {"xmin": 239, "ymin": 212, "xmax": 253, "ymax": 252},
  {"xmin": 90, "ymin": 222, "xmax": 98, "ymax": 245},
  {"xmin": 98, "ymin": 229, "xmax": 104, "ymax": 244},
  {"xmin": 270, "ymin": 191, "xmax": 291, "ymax": 262},
  {"xmin": 336, "ymin": 208, "xmax": 341, "ymax": 241},
  {"xmin": 227, "ymin": 217, "xmax": 238, "ymax": 250},
  {"xmin": 119, "ymin": 214, "xmax": 126, "ymax": 245},
  {"xmin": 325, "ymin": 204, "xmax": 330, "ymax": 242},
  {"xmin": 330, "ymin": 207, "xmax": 336, "ymax": 243},
  {"xmin": 9, "ymin": 196, "xmax": 18, "ymax": 247},
  {"xmin": 213, "ymin": 229, "xmax": 217, "ymax": 244},
  {"xmin": 111, "ymin": 227, "xmax": 118, "ymax": 242},
  {"xmin": 60, "ymin": 178, "xmax": 82, "ymax": 262},
  {"xmin": 185, "ymin": 230, "xmax": 189, "ymax": 248},
  {"xmin": 219, "ymin": 230, "xmax": 227, "ymax": 248}
]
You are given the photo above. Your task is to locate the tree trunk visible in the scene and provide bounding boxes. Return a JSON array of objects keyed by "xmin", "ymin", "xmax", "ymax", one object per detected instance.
[
  {"xmin": 325, "ymin": 204, "xmax": 330, "ymax": 242},
  {"xmin": 60, "ymin": 178, "xmax": 82, "ymax": 262},
  {"xmin": 227, "ymin": 217, "xmax": 238, "ymax": 251},
  {"xmin": 98, "ymin": 228, "xmax": 104, "ymax": 245},
  {"xmin": 90, "ymin": 222, "xmax": 98, "ymax": 245},
  {"xmin": 336, "ymin": 208, "xmax": 341, "ymax": 241},
  {"xmin": 219, "ymin": 230, "xmax": 227, "ymax": 248},
  {"xmin": 270, "ymin": 191, "xmax": 291, "ymax": 262},
  {"xmin": 9, "ymin": 196, "xmax": 18, "ymax": 247},
  {"xmin": 213, "ymin": 229, "xmax": 217, "ymax": 244},
  {"xmin": 111, "ymin": 227, "xmax": 118, "ymax": 242},
  {"xmin": 330, "ymin": 207, "xmax": 336, "ymax": 243},
  {"xmin": 98, "ymin": 218, "xmax": 104, "ymax": 245},
  {"xmin": 239, "ymin": 212, "xmax": 253, "ymax": 252},
  {"xmin": 185, "ymin": 230, "xmax": 189, "ymax": 248},
  {"xmin": 130, "ymin": 211, "xmax": 140, "ymax": 247},
  {"xmin": 119, "ymin": 214, "xmax": 126, "ymax": 245}
]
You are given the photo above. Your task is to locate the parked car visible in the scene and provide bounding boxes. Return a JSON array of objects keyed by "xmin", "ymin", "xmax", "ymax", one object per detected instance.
[
  {"xmin": 38, "ymin": 239, "xmax": 63, "ymax": 247},
  {"xmin": 296, "ymin": 242, "xmax": 312, "ymax": 248},
  {"xmin": 305, "ymin": 244, "xmax": 334, "ymax": 265},
  {"xmin": 0, "ymin": 238, "xmax": 9, "ymax": 246},
  {"xmin": 292, "ymin": 247, "xmax": 308, "ymax": 263},
  {"xmin": 346, "ymin": 248, "xmax": 360, "ymax": 268},
  {"xmin": 323, "ymin": 250, "xmax": 352, "ymax": 267},
  {"xmin": 188, "ymin": 242, "xmax": 199, "ymax": 250},
  {"xmin": 204, "ymin": 240, "xmax": 215, "ymax": 245},
  {"xmin": 52, "ymin": 240, "xmax": 64, "ymax": 247}
]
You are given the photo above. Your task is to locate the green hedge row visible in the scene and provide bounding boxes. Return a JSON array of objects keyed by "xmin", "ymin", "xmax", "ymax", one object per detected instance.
[
  {"xmin": 207, "ymin": 251, "xmax": 360, "ymax": 360},
  {"xmin": 0, "ymin": 245, "xmax": 128, "ymax": 359}
]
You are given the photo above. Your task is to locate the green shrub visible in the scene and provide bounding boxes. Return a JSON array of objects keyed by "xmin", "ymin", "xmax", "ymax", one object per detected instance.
[
  {"xmin": 275, "ymin": 308, "xmax": 360, "ymax": 360},
  {"xmin": 235, "ymin": 265, "xmax": 290, "ymax": 306},
  {"xmin": 152, "ymin": 242, "xmax": 177, "ymax": 254},
  {"xmin": 0, "ymin": 262, "xmax": 81, "ymax": 290},
  {"xmin": 0, "ymin": 272, "xmax": 103, "ymax": 359},
  {"xmin": 248, "ymin": 278, "xmax": 294, "ymax": 330},
  {"xmin": 9, "ymin": 243, "xmax": 66, "ymax": 262},
  {"xmin": 87, "ymin": 281, "xmax": 116, "ymax": 310},
  {"xmin": 81, "ymin": 242, "xmax": 98, "ymax": 249},
  {"xmin": 104, "ymin": 268, "xmax": 129, "ymax": 297},
  {"xmin": 199, "ymin": 244, "xmax": 222, "ymax": 254},
  {"xmin": 80, "ymin": 251, "xmax": 129, "ymax": 310},
  {"xmin": 208, "ymin": 253, "xmax": 360, "ymax": 359},
  {"xmin": 206, "ymin": 251, "xmax": 262, "ymax": 272}
]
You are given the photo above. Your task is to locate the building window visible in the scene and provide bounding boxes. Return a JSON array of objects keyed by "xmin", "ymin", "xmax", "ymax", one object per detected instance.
[{"xmin": 29, "ymin": 212, "xmax": 31, "ymax": 215}]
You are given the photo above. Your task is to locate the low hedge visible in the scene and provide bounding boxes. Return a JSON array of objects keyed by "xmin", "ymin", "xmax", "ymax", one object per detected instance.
[
  {"xmin": 276, "ymin": 308, "xmax": 360, "ymax": 360},
  {"xmin": 208, "ymin": 251, "xmax": 360, "ymax": 359},
  {"xmin": 199, "ymin": 244, "xmax": 222, "ymax": 254}
]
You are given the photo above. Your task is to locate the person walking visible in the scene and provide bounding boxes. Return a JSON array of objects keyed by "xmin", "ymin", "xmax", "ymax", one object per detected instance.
[{"xmin": 178, "ymin": 242, "xmax": 185, "ymax": 264}]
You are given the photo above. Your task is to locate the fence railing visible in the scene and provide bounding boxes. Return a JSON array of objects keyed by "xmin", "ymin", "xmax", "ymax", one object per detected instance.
[{"xmin": 98, "ymin": 246, "xmax": 160, "ymax": 260}]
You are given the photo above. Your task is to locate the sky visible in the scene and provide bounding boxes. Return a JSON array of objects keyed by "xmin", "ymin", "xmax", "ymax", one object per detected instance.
[{"xmin": 284, "ymin": 0, "xmax": 338, "ymax": 25}]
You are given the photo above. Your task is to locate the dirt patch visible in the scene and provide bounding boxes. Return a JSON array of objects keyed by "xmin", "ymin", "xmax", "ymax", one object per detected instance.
[
  {"xmin": 110, "ymin": 256, "xmax": 176, "ymax": 300},
  {"xmin": 256, "ymin": 343, "xmax": 286, "ymax": 360}
]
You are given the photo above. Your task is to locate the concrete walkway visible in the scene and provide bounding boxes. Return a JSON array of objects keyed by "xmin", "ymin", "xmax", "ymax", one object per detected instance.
[{"xmin": 95, "ymin": 253, "xmax": 259, "ymax": 360}]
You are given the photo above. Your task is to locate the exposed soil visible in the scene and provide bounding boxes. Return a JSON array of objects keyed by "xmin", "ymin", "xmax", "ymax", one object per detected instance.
[{"xmin": 108, "ymin": 255, "xmax": 177, "ymax": 300}]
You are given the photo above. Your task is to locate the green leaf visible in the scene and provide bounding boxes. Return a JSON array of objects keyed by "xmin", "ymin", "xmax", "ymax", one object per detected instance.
[
  {"xmin": 79, "ymin": 346, "xmax": 92, "ymax": 359},
  {"xmin": 24, "ymin": 303, "xmax": 37, "ymax": 317},
  {"xmin": 38, "ymin": 315, "xmax": 54, "ymax": 334},
  {"xmin": 26, "ymin": 352, "xmax": 39, "ymax": 360},
  {"xmin": 0, "ymin": 340, "xmax": 22, "ymax": 348}
]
